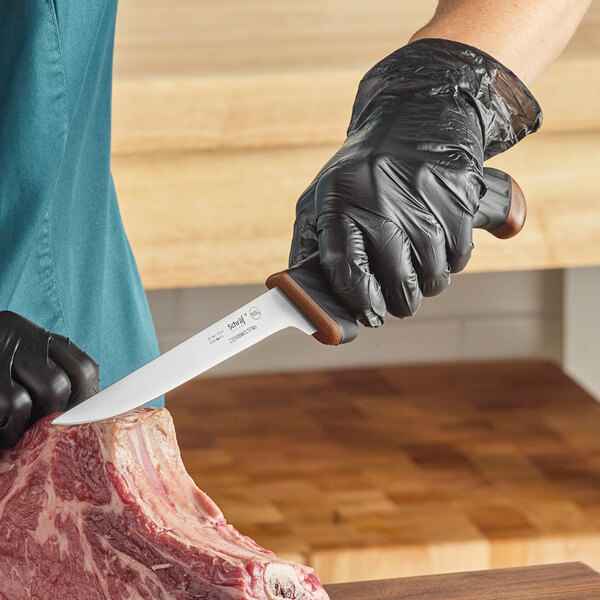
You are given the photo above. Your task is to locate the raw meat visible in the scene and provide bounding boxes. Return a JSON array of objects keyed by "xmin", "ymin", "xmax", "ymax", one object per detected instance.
[{"xmin": 0, "ymin": 408, "xmax": 329, "ymax": 600}]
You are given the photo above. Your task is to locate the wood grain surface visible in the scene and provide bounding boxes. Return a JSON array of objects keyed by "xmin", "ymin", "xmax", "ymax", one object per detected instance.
[
  {"xmin": 111, "ymin": 53, "xmax": 600, "ymax": 156},
  {"xmin": 111, "ymin": 0, "xmax": 600, "ymax": 154},
  {"xmin": 324, "ymin": 563, "xmax": 600, "ymax": 600},
  {"xmin": 168, "ymin": 361, "xmax": 600, "ymax": 584},
  {"xmin": 110, "ymin": 0, "xmax": 600, "ymax": 288},
  {"xmin": 115, "ymin": 131, "xmax": 600, "ymax": 289},
  {"xmin": 113, "ymin": 1, "xmax": 600, "ymax": 78}
]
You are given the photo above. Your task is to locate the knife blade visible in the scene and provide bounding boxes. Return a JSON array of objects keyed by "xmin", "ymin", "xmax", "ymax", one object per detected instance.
[
  {"xmin": 52, "ymin": 287, "xmax": 319, "ymax": 425},
  {"xmin": 52, "ymin": 167, "xmax": 525, "ymax": 425}
]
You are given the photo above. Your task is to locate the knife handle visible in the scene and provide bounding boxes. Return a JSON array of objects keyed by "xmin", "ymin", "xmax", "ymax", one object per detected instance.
[
  {"xmin": 267, "ymin": 253, "xmax": 359, "ymax": 345},
  {"xmin": 266, "ymin": 168, "xmax": 527, "ymax": 346},
  {"xmin": 475, "ymin": 167, "xmax": 527, "ymax": 239}
]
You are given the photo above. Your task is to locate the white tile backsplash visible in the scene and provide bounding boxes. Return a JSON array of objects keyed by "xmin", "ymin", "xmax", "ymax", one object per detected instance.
[
  {"xmin": 417, "ymin": 269, "xmax": 563, "ymax": 319},
  {"xmin": 203, "ymin": 317, "xmax": 462, "ymax": 376},
  {"xmin": 147, "ymin": 288, "xmax": 182, "ymax": 332},
  {"xmin": 460, "ymin": 315, "xmax": 562, "ymax": 361},
  {"xmin": 178, "ymin": 284, "xmax": 261, "ymax": 332},
  {"xmin": 564, "ymin": 266, "xmax": 600, "ymax": 398},
  {"xmin": 147, "ymin": 269, "xmax": 563, "ymax": 375}
]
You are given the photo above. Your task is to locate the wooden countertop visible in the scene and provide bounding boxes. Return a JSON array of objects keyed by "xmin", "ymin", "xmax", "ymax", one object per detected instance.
[
  {"xmin": 168, "ymin": 360, "xmax": 600, "ymax": 584},
  {"xmin": 325, "ymin": 563, "xmax": 600, "ymax": 600},
  {"xmin": 114, "ymin": 131, "xmax": 600, "ymax": 289},
  {"xmin": 112, "ymin": 0, "xmax": 600, "ymax": 153}
]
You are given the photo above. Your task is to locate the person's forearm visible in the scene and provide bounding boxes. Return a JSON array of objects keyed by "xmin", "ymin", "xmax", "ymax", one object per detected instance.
[{"xmin": 410, "ymin": 0, "xmax": 591, "ymax": 84}]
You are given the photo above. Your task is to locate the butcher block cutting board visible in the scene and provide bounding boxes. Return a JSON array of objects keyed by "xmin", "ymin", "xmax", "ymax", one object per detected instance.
[{"xmin": 324, "ymin": 563, "xmax": 600, "ymax": 600}]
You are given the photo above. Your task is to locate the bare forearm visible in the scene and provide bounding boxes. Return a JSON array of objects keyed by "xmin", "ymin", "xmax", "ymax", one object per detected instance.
[{"xmin": 410, "ymin": 0, "xmax": 591, "ymax": 84}]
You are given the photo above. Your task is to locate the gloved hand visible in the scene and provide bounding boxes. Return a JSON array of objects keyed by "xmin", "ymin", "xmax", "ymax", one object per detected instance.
[
  {"xmin": 0, "ymin": 311, "xmax": 99, "ymax": 448},
  {"xmin": 290, "ymin": 38, "xmax": 542, "ymax": 326}
]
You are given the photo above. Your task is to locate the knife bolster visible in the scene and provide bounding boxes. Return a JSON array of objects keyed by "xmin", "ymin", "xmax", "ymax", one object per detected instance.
[{"xmin": 266, "ymin": 254, "xmax": 358, "ymax": 345}]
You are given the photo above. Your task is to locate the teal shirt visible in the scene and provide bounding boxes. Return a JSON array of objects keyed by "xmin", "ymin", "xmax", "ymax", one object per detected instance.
[{"xmin": 0, "ymin": 1, "xmax": 163, "ymax": 407}]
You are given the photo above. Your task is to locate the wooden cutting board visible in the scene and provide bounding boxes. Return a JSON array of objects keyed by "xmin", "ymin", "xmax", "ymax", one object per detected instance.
[
  {"xmin": 171, "ymin": 360, "xmax": 600, "ymax": 583},
  {"xmin": 324, "ymin": 563, "xmax": 600, "ymax": 600}
]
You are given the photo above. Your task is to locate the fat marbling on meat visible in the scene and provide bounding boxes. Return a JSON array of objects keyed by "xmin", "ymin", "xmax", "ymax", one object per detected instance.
[{"xmin": 0, "ymin": 407, "xmax": 329, "ymax": 600}]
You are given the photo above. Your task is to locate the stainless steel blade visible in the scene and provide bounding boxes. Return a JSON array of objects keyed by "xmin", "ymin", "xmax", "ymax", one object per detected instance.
[{"xmin": 52, "ymin": 287, "xmax": 316, "ymax": 425}]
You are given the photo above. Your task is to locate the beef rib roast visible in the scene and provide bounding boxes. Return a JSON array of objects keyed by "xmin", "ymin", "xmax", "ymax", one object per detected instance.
[{"xmin": 0, "ymin": 407, "xmax": 329, "ymax": 600}]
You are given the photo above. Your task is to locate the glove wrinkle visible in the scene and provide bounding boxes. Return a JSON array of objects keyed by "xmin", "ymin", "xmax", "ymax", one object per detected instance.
[
  {"xmin": 48, "ymin": 334, "xmax": 99, "ymax": 408},
  {"xmin": 290, "ymin": 38, "xmax": 542, "ymax": 324},
  {"xmin": 0, "ymin": 311, "xmax": 99, "ymax": 448},
  {"xmin": 317, "ymin": 213, "xmax": 386, "ymax": 327},
  {"xmin": 0, "ymin": 384, "xmax": 32, "ymax": 450},
  {"xmin": 12, "ymin": 350, "xmax": 71, "ymax": 421}
]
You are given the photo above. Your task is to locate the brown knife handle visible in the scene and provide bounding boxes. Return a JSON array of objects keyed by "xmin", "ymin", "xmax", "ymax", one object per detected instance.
[
  {"xmin": 266, "ymin": 253, "xmax": 358, "ymax": 346},
  {"xmin": 476, "ymin": 167, "xmax": 527, "ymax": 239}
]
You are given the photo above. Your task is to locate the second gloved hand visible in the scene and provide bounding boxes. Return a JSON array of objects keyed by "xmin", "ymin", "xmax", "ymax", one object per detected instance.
[
  {"xmin": 0, "ymin": 312, "xmax": 99, "ymax": 448},
  {"xmin": 290, "ymin": 38, "xmax": 542, "ymax": 326}
]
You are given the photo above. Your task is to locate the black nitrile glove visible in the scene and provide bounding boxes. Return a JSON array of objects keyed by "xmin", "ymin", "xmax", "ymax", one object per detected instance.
[
  {"xmin": 290, "ymin": 38, "xmax": 542, "ymax": 326},
  {"xmin": 0, "ymin": 311, "xmax": 99, "ymax": 448}
]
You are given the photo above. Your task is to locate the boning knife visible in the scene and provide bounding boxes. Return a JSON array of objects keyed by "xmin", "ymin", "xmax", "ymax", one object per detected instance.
[{"xmin": 52, "ymin": 167, "xmax": 525, "ymax": 425}]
